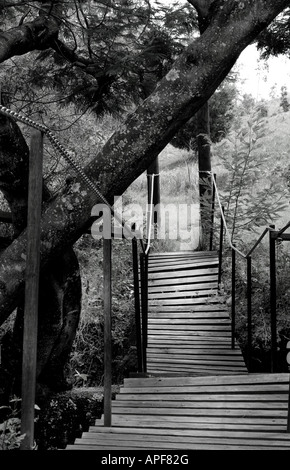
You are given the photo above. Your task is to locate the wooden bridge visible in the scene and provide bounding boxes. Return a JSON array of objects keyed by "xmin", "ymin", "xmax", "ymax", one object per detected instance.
[{"xmin": 66, "ymin": 250, "xmax": 290, "ymax": 450}]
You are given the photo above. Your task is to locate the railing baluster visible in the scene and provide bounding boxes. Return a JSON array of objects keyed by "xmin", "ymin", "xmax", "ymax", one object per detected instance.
[
  {"xmin": 132, "ymin": 238, "xmax": 143, "ymax": 373},
  {"xmin": 287, "ymin": 341, "xmax": 290, "ymax": 433},
  {"xmin": 140, "ymin": 252, "xmax": 148, "ymax": 373},
  {"xmin": 247, "ymin": 256, "xmax": 252, "ymax": 372},
  {"xmin": 231, "ymin": 246, "xmax": 236, "ymax": 350},
  {"xmin": 269, "ymin": 225, "xmax": 277, "ymax": 373},
  {"xmin": 20, "ymin": 131, "xmax": 43, "ymax": 450},
  {"xmin": 103, "ymin": 237, "xmax": 112, "ymax": 427},
  {"xmin": 209, "ymin": 173, "xmax": 216, "ymax": 251},
  {"xmin": 218, "ymin": 206, "xmax": 224, "ymax": 288}
]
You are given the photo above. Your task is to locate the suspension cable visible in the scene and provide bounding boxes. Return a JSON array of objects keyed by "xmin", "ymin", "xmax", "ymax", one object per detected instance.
[{"xmin": 0, "ymin": 104, "xmax": 133, "ymax": 239}]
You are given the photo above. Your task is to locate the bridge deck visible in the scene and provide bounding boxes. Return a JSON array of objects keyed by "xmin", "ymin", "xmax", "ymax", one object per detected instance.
[{"xmin": 66, "ymin": 251, "xmax": 290, "ymax": 450}]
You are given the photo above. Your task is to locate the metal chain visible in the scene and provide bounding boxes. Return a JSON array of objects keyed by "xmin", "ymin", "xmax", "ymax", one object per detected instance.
[
  {"xmin": 0, "ymin": 104, "xmax": 133, "ymax": 237},
  {"xmin": 0, "ymin": 104, "xmax": 109, "ymax": 205}
]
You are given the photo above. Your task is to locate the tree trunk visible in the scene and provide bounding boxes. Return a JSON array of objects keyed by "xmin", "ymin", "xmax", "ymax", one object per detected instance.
[
  {"xmin": 0, "ymin": 112, "xmax": 81, "ymax": 402},
  {"xmin": 197, "ymin": 102, "xmax": 212, "ymax": 250}
]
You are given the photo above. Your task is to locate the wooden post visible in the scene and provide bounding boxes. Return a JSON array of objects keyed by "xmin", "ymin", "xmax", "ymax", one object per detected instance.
[
  {"xmin": 140, "ymin": 253, "xmax": 148, "ymax": 373},
  {"xmin": 103, "ymin": 237, "xmax": 112, "ymax": 426},
  {"xmin": 231, "ymin": 246, "xmax": 236, "ymax": 350},
  {"xmin": 209, "ymin": 174, "xmax": 216, "ymax": 251},
  {"xmin": 287, "ymin": 341, "xmax": 290, "ymax": 433},
  {"xmin": 132, "ymin": 238, "xmax": 143, "ymax": 372},
  {"xmin": 147, "ymin": 158, "xmax": 160, "ymax": 236},
  {"xmin": 218, "ymin": 206, "xmax": 224, "ymax": 288},
  {"xmin": 20, "ymin": 131, "xmax": 43, "ymax": 450},
  {"xmin": 269, "ymin": 225, "xmax": 277, "ymax": 373},
  {"xmin": 247, "ymin": 256, "xmax": 252, "ymax": 372}
]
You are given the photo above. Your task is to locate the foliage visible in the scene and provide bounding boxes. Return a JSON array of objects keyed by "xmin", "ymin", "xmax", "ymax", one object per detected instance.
[
  {"xmin": 0, "ymin": 397, "xmax": 26, "ymax": 450},
  {"xmin": 214, "ymin": 105, "xmax": 289, "ymax": 241},
  {"xmin": 171, "ymin": 80, "xmax": 238, "ymax": 150},
  {"xmin": 0, "ymin": 1, "xmax": 197, "ymax": 118},
  {"xmin": 280, "ymin": 85, "xmax": 290, "ymax": 112},
  {"xmin": 35, "ymin": 388, "xmax": 105, "ymax": 450},
  {"xmin": 68, "ymin": 235, "xmax": 137, "ymax": 386},
  {"xmin": 256, "ymin": 8, "xmax": 290, "ymax": 58},
  {"xmin": 221, "ymin": 242, "xmax": 290, "ymax": 372}
]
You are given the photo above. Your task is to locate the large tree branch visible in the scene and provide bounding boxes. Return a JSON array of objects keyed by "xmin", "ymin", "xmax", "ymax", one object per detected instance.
[
  {"xmin": 0, "ymin": 0, "xmax": 289, "ymax": 325},
  {"xmin": 186, "ymin": 0, "xmax": 215, "ymax": 17},
  {"xmin": 0, "ymin": 1, "xmax": 63, "ymax": 62}
]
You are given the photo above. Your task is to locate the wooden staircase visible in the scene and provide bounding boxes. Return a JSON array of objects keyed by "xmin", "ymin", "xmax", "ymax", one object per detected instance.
[
  {"xmin": 66, "ymin": 251, "xmax": 290, "ymax": 450},
  {"xmin": 146, "ymin": 251, "xmax": 247, "ymax": 376}
]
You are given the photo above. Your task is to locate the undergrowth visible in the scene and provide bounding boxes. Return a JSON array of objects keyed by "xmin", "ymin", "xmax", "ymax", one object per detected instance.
[{"xmin": 68, "ymin": 234, "xmax": 138, "ymax": 387}]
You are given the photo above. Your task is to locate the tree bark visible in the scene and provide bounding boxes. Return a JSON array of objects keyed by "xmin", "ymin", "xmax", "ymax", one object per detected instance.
[
  {"xmin": 197, "ymin": 102, "xmax": 212, "ymax": 250},
  {"xmin": 0, "ymin": 112, "xmax": 82, "ymax": 400},
  {"xmin": 0, "ymin": 0, "xmax": 288, "ymax": 327}
]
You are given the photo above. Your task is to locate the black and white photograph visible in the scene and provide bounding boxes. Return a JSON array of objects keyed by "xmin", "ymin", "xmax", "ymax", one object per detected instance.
[{"xmin": 0, "ymin": 0, "xmax": 289, "ymax": 457}]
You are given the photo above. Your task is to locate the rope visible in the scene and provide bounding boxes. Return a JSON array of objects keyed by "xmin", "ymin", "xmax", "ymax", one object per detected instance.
[
  {"xmin": 145, "ymin": 173, "xmax": 155, "ymax": 255},
  {"xmin": 0, "ymin": 104, "xmax": 133, "ymax": 238},
  {"xmin": 211, "ymin": 173, "xmax": 247, "ymax": 259}
]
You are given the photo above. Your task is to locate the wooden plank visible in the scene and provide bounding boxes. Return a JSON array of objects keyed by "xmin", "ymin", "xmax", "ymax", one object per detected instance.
[
  {"xmin": 148, "ymin": 275, "xmax": 218, "ymax": 286},
  {"xmin": 148, "ymin": 254, "xmax": 219, "ymax": 263},
  {"xmin": 149, "ymin": 251, "xmax": 218, "ymax": 257},
  {"xmin": 149, "ymin": 267, "xmax": 219, "ymax": 280},
  {"xmin": 146, "ymin": 348, "xmax": 243, "ymax": 355},
  {"xmin": 147, "ymin": 337, "xmax": 233, "ymax": 344},
  {"xmin": 148, "ymin": 297, "xmax": 222, "ymax": 305},
  {"xmin": 147, "ymin": 366, "xmax": 247, "ymax": 374},
  {"xmin": 148, "ymin": 330, "xmax": 231, "ymax": 335},
  {"xmin": 146, "ymin": 355, "xmax": 245, "ymax": 364},
  {"xmin": 66, "ymin": 442, "xmax": 289, "ymax": 450},
  {"xmin": 98, "ymin": 414, "xmax": 287, "ymax": 426},
  {"xmin": 123, "ymin": 373, "xmax": 289, "ymax": 387},
  {"xmin": 84, "ymin": 426, "xmax": 290, "ymax": 440},
  {"xmin": 148, "ymin": 261, "xmax": 218, "ymax": 273},
  {"xmin": 149, "ymin": 314, "xmax": 230, "ymax": 321},
  {"xmin": 113, "ymin": 401, "xmax": 287, "ymax": 411},
  {"xmin": 148, "ymin": 325, "xmax": 231, "ymax": 331},
  {"xmin": 103, "ymin": 238, "xmax": 112, "ymax": 427},
  {"xmin": 149, "ymin": 305, "xmax": 227, "ymax": 312},
  {"xmin": 148, "ymin": 260, "xmax": 219, "ymax": 270},
  {"xmin": 111, "ymin": 407, "xmax": 288, "ymax": 417},
  {"xmin": 148, "ymin": 289, "xmax": 218, "ymax": 299},
  {"xmin": 148, "ymin": 318, "xmax": 230, "ymax": 324},
  {"xmin": 147, "ymin": 354, "xmax": 245, "ymax": 363},
  {"xmin": 148, "ymin": 333, "xmax": 231, "ymax": 348},
  {"xmin": 93, "ymin": 418, "xmax": 285, "ymax": 431},
  {"xmin": 119, "ymin": 384, "xmax": 289, "ymax": 395},
  {"xmin": 116, "ymin": 393, "xmax": 288, "ymax": 403},
  {"xmin": 148, "ymin": 282, "xmax": 218, "ymax": 292},
  {"xmin": 71, "ymin": 433, "xmax": 290, "ymax": 448}
]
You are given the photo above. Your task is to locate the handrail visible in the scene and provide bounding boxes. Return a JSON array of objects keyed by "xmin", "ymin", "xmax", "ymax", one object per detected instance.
[
  {"xmin": 277, "ymin": 220, "xmax": 290, "ymax": 237},
  {"xmin": 211, "ymin": 173, "xmax": 276, "ymax": 260},
  {"xmin": 211, "ymin": 174, "xmax": 247, "ymax": 259},
  {"xmin": 210, "ymin": 172, "xmax": 284, "ymax": 373},
  {"xmin": 246, "ymin": 228, "xmax": 270, "ymax": 257},
  {"xmin": 144, "ymin": 173, "xmax": 156, "ymax": 255}
]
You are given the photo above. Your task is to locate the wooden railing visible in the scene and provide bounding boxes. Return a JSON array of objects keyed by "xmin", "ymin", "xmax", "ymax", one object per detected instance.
[{"xmin": 211, "ymin": 174, "xmax": 290, "ymax": 432}]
